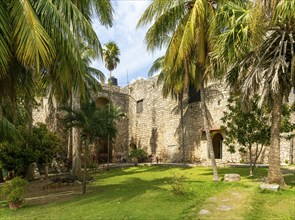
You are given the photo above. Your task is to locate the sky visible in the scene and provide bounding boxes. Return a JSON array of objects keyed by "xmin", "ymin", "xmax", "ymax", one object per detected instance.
[{"xmin": 91, "ymin": 0, "xmax": 165, "ymax": 87}]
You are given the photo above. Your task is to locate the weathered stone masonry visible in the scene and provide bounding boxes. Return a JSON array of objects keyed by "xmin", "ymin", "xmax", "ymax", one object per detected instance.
[{"xmin": 33, "ymin": 76, "xmax": 295, "ymax": 164}]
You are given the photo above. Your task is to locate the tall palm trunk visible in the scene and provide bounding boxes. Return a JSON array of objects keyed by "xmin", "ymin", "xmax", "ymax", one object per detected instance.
[
  {"xmin": 179, "ymin": 93, "xmax": 185, "ymax": 164},
  {"xmin": 107, "ymin": 70, "xmax": 112, "ymax": 170},
  {"xmin": 25, "ymin": 96, "xmax": 35, "ymax": 181},
  {"xmin": 82, "ymin": 137, "xmax": 89, "ymax": 194},
  {"xmin": 200, "ymin": 82, "xmax": 219, "ymax": 181},
  {"xmin": 267, "ymin": 92, "xmax": 285, "ymax": 186},
  {"xmin": 72, "ymin": 92, "xmax": 81, "ymax": 176}
]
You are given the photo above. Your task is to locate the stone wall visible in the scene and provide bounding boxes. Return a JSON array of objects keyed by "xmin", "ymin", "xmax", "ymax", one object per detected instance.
[
  {"xmin": 32, "ymin": 77, "xmax": 295, "ymax": 164},
  {"xmin": 119, "ymin": 76, "xmax": 294, "ymax": 164}
]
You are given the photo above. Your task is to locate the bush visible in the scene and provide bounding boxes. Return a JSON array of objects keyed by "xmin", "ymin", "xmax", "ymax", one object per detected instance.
[
  {"xmin": 170, "ymin": 172, "xmax": 187, "ymax": 196},
  {"xmin": 129, "ymin": 149, "xmax": 148, "ymax": 163},
  {"xmin": 1, "ymin": 177, "xmax": 27, "ymax": 202}
]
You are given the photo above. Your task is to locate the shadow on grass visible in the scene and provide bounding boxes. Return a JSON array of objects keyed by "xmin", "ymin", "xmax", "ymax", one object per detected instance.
[
  {"xmin": 92, "ymin": 165, "xmax": 191, "ymax": 183},
  {"xmin": 75, "ymin": 176, "xmax": 174, "ymax": 206}
]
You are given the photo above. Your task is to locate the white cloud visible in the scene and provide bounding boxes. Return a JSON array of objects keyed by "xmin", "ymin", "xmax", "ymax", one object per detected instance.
[{"xmin": 91, "ymin": 0, "xmax": 165, "ymax": 87}]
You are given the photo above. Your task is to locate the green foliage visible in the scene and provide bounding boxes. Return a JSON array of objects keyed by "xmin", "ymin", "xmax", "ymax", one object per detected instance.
[
  {"xmin": 128, "ymin": 149, "xmax": 148, "ymax": 163},
  {"xmin": 221, "ymin": 96, "xmax": 271, "ymax": 150},
  {"xmin": 0, "ymin": 123, "xmax": 61, "ymax": 175},
  {"xmin": 29, "ymin": 123, "xmax": 62, "ymax": 164},
  {"xmin": 60, "ymin": 101, "xmax": 125, "ymax": 143},
  {"xmin": 227, "ymin": 145, "xmax": 236, "ymax": 154},
  {"xmin": 103, "ymin": 41, "xmax": 120, "ymax": 72},
  {"xmin": 0, "ymin": 142, "xmax": 25, "ymax": 172},
  {"xmin": 1, "ymin": 177, "xmax": 27, "ymax": 202},
  {"xmin": 281, "ymin": 103, "xmax": 295, "ymax": 140}
]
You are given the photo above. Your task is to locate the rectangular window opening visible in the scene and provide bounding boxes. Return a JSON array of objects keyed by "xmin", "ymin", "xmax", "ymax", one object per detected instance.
[
  {"xmin": 136, "ymin": 99, "xmax": 143, "ymax": 114},
  {"xmin": 188, "ymin": 84, "xmax": 201, "ymax": 104}
]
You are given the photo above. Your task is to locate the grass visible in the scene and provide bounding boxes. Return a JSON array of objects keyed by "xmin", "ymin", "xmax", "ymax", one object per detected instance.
[{"xmin": 0, "ymin": 166, "xmax": 294, "ymax": 219}]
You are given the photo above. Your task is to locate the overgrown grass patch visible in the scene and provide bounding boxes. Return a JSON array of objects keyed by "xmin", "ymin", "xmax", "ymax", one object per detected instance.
[{"xmin": 0, "ymin": 166, "xmax": 294, "ymax": 220}]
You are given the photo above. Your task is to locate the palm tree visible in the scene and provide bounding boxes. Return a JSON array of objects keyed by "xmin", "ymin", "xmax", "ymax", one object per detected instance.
[
  {"xmin": 213, "ymin": 0, "xmax": 295, "ymax": 186},
  {"xmin": 103, "ymin": 41, "xmax": 120, "ymax": 168},
  {"xmin": 103, "ymin": 41, "xmax": 121, "ymax": 78},
  {"xmin": 138, "ymin": 0, "xmax": 224, "ymax": 181},
  {"xmin": 61, "ymin": 101, "xmax": 124, "ymax": 194},
  {"xmin": 0, "ymin": 0, "xmax": 114, "ymax": 176}
]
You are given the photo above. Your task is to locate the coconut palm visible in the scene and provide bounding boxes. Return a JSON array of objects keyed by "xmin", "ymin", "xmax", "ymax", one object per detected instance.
[
  {"xmin": 103, "ymin": 41, "xmax": 120, "ymax": 168},
  {"xmin": 0, "ymin": 0, "xmax": 114, "ymax": 176},
  {"xmin": 103, "ymin": 41, "xmax": 121, "ymax": 78},
  {"xmin": 213, "ymin": 0, "xmax": 295, "ymax": 185},
  {"xmin": 61, "ymin": 101, "xmax": 124, "ymax": 194},
  {"xmin": 138, "ymin": 0, "xmax": 227, "ymax": 181}
]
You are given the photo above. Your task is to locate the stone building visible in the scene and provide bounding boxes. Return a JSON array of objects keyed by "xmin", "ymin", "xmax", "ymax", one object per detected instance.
[{"xmin": 33, "ymin": 75, "xmax": 295, "ymax": 164}]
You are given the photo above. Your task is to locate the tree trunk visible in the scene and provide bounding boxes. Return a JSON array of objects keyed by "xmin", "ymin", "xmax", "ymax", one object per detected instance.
[
  {"xmin": 180, "ymin": 93, "xmax": 185, "ymax": 164},
  {"xmin": 82, "ymin": 138, "xmax": 89, "ymax": 194},
  {"xmin": 290, "ymin": 137, "xmax": 294, "ymax": 164},
  {"xmin": 107, "ymin": 70, "xmax": 112, "ymax": 170},
  {"xmin": 253, "ymin": 144, "xmax": 265, "ymax": 176},
  {"xmin": 267, "ymin": 92, "xmax": 285, "ymax": 186},
  {"xmin": 0, "ymin": 168, "xmax": 4, "ymax": 183},
  {"xmin": 72, "ymin": 92, "xmax": 81, "ymax": 176},
  {"xmin": 200, "ymin": 82, "xmax": 219, "ymax": 181},
  {"xmin": 67, "ymin": 130, "xmax": 72, "ymax": 159},
  {"xmin": 45, "ymin": 157, "xmax": 49, "ymax": 179},
  {"xmin": 25, "ymin": 163, "xmax": 34, "ymax": 181},
  {"xmin": 249, "ymin": 145, "xmax": 253, "ymax": 176}
]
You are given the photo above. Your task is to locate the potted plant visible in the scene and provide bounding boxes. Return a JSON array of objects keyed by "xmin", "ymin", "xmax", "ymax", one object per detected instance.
[
  {"xmin": 129, "ymin": 149, "xmax": 147, "ymax": 166},
  {"xmin": 1, "ymin": 176, "xmax": 28, "ymax": 209}
]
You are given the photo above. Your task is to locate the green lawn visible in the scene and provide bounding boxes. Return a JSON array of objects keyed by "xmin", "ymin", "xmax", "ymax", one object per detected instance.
[{"xmin": 0, "ymin": 166, "xmax": 294, "ymax": 220}]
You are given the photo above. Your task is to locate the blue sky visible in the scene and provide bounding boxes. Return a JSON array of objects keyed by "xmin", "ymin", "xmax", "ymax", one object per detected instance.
[{"xmin": 91, "ymin": 0, "xmax": 165, "ymax": 87}]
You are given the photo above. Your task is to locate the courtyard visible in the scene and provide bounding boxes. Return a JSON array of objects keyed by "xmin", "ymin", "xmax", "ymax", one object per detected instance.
[{"xmin": 1, "ymin": 165, "xmax": 294, "ymax": 220}]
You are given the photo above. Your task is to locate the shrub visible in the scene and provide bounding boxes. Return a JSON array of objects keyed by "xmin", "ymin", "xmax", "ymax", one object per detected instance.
[
  {"xmin": 129, "ymin": 149, "xmax": 148, "ymax": 162},
  {"xmin": 1, "ymin": 177, "xmax": 28, "ymax": 202}
]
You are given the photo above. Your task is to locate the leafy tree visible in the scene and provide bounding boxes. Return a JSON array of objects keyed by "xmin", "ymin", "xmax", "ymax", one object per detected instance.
[
  {"xmin": 280, "ymin": 102, "xmax": 295, "ymax": 164},
  {"xmin": 30, "ymin": 123, "xmax": 62, "ymax": 178},
  {"xmin": 221, "ymin": 96, "xmax": 271, "ymax": 176},
  {"xmin": 214, "ymin": 0, "xmax": 295, "ymax": 185},
  {"xmin": 0, "ymin": 123, "xmax": 61, "ymax": 179},
  {"xmin": 60, "ymin": 101, "xmax": 125, "ymax": 194}
]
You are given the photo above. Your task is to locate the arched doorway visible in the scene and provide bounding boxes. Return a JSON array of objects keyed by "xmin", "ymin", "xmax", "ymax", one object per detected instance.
[{"xmin": 212, "ymin": 133, "xmax": 223, "ymax": 159}]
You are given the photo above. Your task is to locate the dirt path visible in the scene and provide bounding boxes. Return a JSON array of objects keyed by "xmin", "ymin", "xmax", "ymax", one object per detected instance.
[{"xmin": 23, "ymin": 178, "xmax": 83, "ymax": 206}]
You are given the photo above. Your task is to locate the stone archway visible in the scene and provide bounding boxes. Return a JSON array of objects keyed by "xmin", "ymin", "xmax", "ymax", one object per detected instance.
[
  {"xmin": 212, "ymin": 133, "xmax": 223, "ymax": 159},
  {"xmin": 95, "ymin": 96, "xmax": 110, "ymax": 108}
]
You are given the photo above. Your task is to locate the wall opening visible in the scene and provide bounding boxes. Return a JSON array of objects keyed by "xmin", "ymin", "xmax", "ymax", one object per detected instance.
[
  {"xmin": 188, "ymin": 84, "xmax": 201, "ymax": 104},
  {"xmin": 212, "ymin": 133, "xmax": 223, "ymax": 159},
  {"xmin": 136, "ymin": 99, "xmax": 143, "ymax": 113},
  {"xmin": 95, "ymin": 97, "xmax": 110, "ymax": 108}
]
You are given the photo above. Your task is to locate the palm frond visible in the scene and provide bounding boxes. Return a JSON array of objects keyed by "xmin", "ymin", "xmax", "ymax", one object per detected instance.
[
  {"xmin": 0, "ymin": 1, "xmax": 12, "ymax": 78},
  {"xmin": 148, "ymin": 56, "xmax": 165, "ymax": 77},
  {"xmin": 11, "ymin": 0, "xmax": 55, "ymax": 72},
  {"xmin": 93, "ymin": 0, "xmax": 114, "ymax": 27},
  {"xmin": 0, "ymin": 116, "xmax": 23, "ymax": 143}
]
